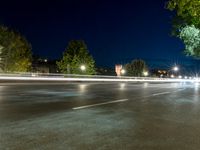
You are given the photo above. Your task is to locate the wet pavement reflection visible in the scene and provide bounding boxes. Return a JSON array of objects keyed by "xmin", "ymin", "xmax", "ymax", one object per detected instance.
[{"xmin": 0, "ymin": 82, "xmax": 200, "ymax": 150}]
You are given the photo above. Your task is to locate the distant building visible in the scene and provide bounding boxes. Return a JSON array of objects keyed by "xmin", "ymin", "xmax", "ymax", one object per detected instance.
[
  {"xmin": 96, "ymin": 67, "xmax": 115, "ymax": 76},
  {"xmin": 115, "ymin": 64, "xmax": 122, "ymax": 76},
  {"xmin": 33, "ymin": 64, "xmax": 49, "ymax": 73},
  {"xmin": 32, "ymin": 57, "xmax": 58, "ymax": 73},
  {"xmin": 151, "ymin": 69, "xmax": 168, "ymax": 78}
]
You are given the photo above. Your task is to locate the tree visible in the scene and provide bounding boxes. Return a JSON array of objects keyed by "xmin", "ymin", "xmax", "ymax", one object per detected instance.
[
  {"xmin": 0, "ymin": 45, "xmax": 3, "ymax": 72},
  {"xmin": 167, "ymin": 0, "xmax": 200, "ymax": 28},
  {"xmin": 57, "ymin": 40, "xmax": 96, "ymax": 75},
  {"xmin": 0, "ymin": 25, "xmax": 32, "ymax": 72},
  {"xmin": 179, "ymin": 25, "xmax": 200, "ymax": 57},
  {"xmin": 166, "ymin": 0, "xmax": 200, "ymax": 57},
  {"xmin": 125, "ymin": 59, "xmax": 148, "ymax": 77}
]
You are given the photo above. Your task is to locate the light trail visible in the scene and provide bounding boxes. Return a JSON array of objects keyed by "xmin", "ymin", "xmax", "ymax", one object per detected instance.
[
  {"xmin": 0, "ymin": 76, "xmax": 199, "ymax": 83},
  {"xmin": 0, "ymin": 72, "xmax": 200, "ymax": 83}
]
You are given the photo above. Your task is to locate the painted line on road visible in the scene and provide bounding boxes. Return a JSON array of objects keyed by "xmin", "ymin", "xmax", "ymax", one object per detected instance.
[
  {"xmin": 152, "ymin": 88, "xmax": 186, "ymax": 96},
  {"xmin": 152, "ymin": 92, "xmax": 171, "ymax": 96},
  {"xmin": 73, "ymin": 99, "xmax": 129, "ymax": 110},
  {"xmin": 142, "ymin": 88, "xmax": 186, "ymax": 101},
  {"xmin": 174, "ymin": 88, "xmax": 185, "ymax": 92}
]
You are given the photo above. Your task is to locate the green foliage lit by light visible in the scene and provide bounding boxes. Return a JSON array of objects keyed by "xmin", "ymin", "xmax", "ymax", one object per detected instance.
[
  {"xmin": 0, "ymin": 25, "xmax": 32, "ymax": 72},
  {"xmin": 167, "ymin": 0, "xmax": 200, "ymax": 27},
  {"xmin": 166, "ymin": 0, "xmax": 200, "ymax": 57},
  {"xmin": 125, "ymin": 59, "xmax": 148, "ymax": 77},
  {"xmin": 57, "ymin": 40, "xmax": 96, "ymax": 75},
  {"xmin": 179, "ymin": 25, "xmax": 200, "ymax": 57}
]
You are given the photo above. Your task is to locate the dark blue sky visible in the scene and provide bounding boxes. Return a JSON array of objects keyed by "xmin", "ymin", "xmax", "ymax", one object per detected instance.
[{"xmin": 1, "ymin": 0, "xmax": 198, "ymax": 69}]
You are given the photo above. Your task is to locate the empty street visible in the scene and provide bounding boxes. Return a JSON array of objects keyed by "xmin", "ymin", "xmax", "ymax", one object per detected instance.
[{"xmin": 0, "ymin": 81, "xmax": 200, "ymax": 150}]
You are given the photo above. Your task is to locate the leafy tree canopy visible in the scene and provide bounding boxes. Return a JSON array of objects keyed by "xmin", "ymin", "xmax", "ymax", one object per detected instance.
[
  {"xmin": 125, "ymin": 59, "xmax": 148, "ymax": 77},
  {"xmin": 167, "ymin": 0, "xmax": 200, "ymax": 27},
  {"xmin": 57, "ymin": 40, "xmax": 96, "ymax": 75},
  {"xmin": 166, "ymin": 0, "xmax": 200, "ymax": 57},
  {"xmin": 179, "ymin": 25, "xmax": 200, "ymax": 57},
  {"xmin": 0, "ymin": 25, "xmax": 32, "ymax": 72}
]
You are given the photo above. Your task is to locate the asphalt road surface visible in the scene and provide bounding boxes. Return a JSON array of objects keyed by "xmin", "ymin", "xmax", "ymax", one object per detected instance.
[{"xmin": 0, "ymin": 81, "xmax": 200, "ymax": 150}]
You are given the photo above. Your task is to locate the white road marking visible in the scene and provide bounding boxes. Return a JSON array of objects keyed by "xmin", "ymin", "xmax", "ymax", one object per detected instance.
[
  {"xmin": 174, "ymin": 88, "xmax": 185, "ymax": 92},
  {"xmin": 73, "ymin": 99, "xmax": 129, "ymax": 110},
  {"xmin": 152, "ymin": 92, "xmax": 171, "ymax": 96},
  {"xmin": 142, "ymin": 88, "xmax": 185, "ymax": 101},
  {"xmin": 152, "ymin": 88, "xmax": 185, "ymax": 96}
]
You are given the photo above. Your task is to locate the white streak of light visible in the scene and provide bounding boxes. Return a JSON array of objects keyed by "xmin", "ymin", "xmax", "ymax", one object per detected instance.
[{"xmin": 0, "ymin": 76, "xmax": 199, "ymax": 83}]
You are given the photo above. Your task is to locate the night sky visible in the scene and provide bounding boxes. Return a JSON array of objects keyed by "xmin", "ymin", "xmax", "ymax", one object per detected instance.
[{"xmin": 0, "ymin": 0, "xmax": 199, "ymax": 71}]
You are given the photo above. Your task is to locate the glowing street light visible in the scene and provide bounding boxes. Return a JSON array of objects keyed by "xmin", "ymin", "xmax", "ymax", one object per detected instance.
[
  {"xmin": 172, "ymin": 66, "xmax": 180, "ymax": 78},
  {"xmin": 170, "ymin": 74, "xmax": 175, "ymax": 78},
  {"xmin": 173, "ymin": 66, "xmax": 179, "ymax": 71},
  {"xmin": 121, "ymin": 69, "xmax": 126, "ymax": 75},
  {"xmin": 80, "ymin": 65, "xmax": 86, "ymax": 71},
  {"xmin": 143, "ymin": 71, "xmax": 149, "ymax": 77}
]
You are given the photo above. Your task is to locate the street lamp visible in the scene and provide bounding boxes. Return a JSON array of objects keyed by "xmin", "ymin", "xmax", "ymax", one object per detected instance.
[
  {"xmin": 173, "ymin": 66, "xmax": 179, "ymax": 72},
  {"xmin": 171, "ymin": 66, "xmax": 179, "ymax": 78},
  {"xmin": 121, "ymin": 69, "xmax": 126, "ymax": 75},
  {"xmin": 143, "ymin": 71, "xmax": 149, "ymax": 77},
  {"xmin": 80, "ymin": 65, "xmax": 86, "ymax": 71}
]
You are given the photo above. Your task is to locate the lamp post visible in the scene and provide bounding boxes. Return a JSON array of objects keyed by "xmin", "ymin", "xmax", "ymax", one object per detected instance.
[
  {"xmin": 80, "ymin": 65, "xmax": 86, "ymax": 71},
  {"xmin": 173, "ymin": 66, "xmax": 179, "ymax": 72},
  {"xmin": 173, "ymin": 66, "xmax": 179, "ymax": 78},
  {"xmin": 143, "ymin": 71, "xmax": 149, "ymax": 77},
  {"xmin": 121, "ymin": 69, "xmax": 126, "ymax": 75}
]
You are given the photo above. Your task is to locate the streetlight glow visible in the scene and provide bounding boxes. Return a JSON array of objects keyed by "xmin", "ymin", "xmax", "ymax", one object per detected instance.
[
  {"xmin": 173, "ymin": 66, "xmax": 179, "ymax": 71},
  {"xmin": 80, "ymin": 65, "xmax": 86, "ymax": 71},
  {"xmin": 121, "ymin": 69, "xmax": 126, "ymax": 75},
  {"xmin": 143, "ymin": 71, "xmax": 149, "ymax": 77}
]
